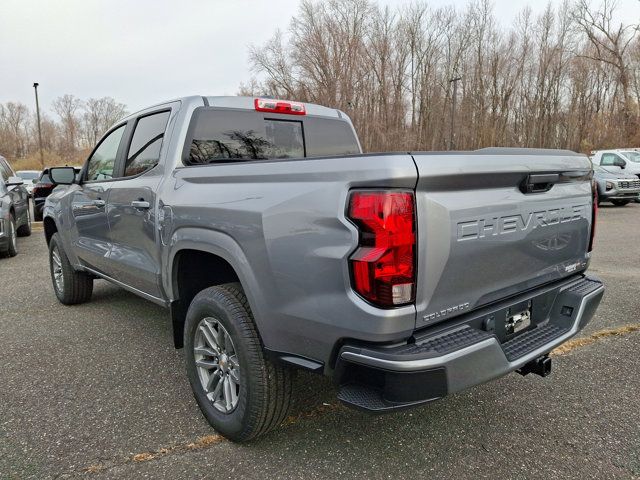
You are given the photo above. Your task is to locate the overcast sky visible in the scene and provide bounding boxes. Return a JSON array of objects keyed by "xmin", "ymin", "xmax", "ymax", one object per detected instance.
[{"xmin": 1, "ymin": 0, "xmax": 639, "ymax": 116}]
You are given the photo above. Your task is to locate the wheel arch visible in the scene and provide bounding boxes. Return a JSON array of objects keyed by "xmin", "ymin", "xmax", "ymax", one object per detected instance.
[
  {"xmin": 43, "ymin": 216, "xmax": 58, "ymax": 245},
  {"xmin": 166, "ymin": 228, "xmax": 266, "ymax": 349}
]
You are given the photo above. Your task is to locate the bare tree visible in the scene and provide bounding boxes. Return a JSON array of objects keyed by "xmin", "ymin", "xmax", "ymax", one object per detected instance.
[
  {"xmin": 0, "ymin": 102, "xmax": 30, "ymax": 159},
  {"xmin": 81, "ymin": 97, "xmax": 127, "ymax": 147},
  {"xmin": 573, "ymin": 0, "xmax": 638, "ymax": 137},
  {"xmin": 52, "ymin": 94, "xmax": 83, "ymax": 156}
]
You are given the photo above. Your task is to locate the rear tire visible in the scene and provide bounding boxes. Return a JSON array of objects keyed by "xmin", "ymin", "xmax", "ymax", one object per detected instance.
[
  {"xmin": 184, "ymin": 283, "xmax": 292, "ymax": 442},
  {"xmin": 611, "ymin": 199, "xmax": 630, "ymax": 207},
  {"xmin": 17, "ymin": 209, "xmax": 31, "ymax": 237},
  {"xmin": 49, "ymin": 233, "xmax": 93, "ymax": 305}
]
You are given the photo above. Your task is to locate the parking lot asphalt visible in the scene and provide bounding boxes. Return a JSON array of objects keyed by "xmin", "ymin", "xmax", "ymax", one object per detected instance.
[{"xmin": 1, "ymin": 203, "xmax": 639, "ymax": 479}]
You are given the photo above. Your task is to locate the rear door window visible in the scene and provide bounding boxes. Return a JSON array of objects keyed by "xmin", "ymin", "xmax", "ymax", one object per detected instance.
[{"xmin": 124, "ymin": 111, "xmax": 171, "ymax": 176}]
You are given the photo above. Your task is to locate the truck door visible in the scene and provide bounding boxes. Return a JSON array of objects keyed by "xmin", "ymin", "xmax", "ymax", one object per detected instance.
[
  {"xmin": 71, "ymin": 124, "xmax": 126, "ymax": 274},
  {"xmin": 106, "ymin": 109, "xmax": 171, "ymax": 299}
]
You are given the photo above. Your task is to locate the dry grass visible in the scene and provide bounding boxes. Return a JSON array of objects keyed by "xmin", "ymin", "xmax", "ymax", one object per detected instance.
[
  {"xmin": 551, "ymin": 324, "xmax": 640, "ymax": 356},
  {"xmin": 7, "ymin": 149, "xmax": 89, "ymax": 171},
  {"xmin": 185, "ymin": 435, "xmax": 223, "ymax": 450},
  {"xmin": 132, "ymin": 452, "xmax": 156, "ymax": 462}
]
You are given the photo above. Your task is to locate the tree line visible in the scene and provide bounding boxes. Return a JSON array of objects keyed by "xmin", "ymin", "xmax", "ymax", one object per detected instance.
[
  {"xmin": 0, "ymin": 95, "xmax": 126, "ymax": 168},
  {"xmin": 244, "ymin": 0, "xmax": 640, "ymax": 153},
  {"xmin": 2, "ymin": 0, "xmax": 638, "ymax": 168}
]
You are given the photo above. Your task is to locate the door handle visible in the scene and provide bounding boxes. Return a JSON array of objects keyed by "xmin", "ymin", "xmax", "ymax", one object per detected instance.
[
  {"xmin": 131, "ymin": 200, "xmax": 150, "ymax": 210},
  {"xmin": 92, "ymin": 199, "xmax": 106, "ymax": 207}
]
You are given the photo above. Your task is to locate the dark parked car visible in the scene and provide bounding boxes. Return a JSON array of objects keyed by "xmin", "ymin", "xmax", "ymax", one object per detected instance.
[
  {"xmin": 33, "ymin": 167, "xmax": 80, "ymax": 221},
  {"xmin": 0, "ymin": 155, "xmax": 31, "ymax": 257}
]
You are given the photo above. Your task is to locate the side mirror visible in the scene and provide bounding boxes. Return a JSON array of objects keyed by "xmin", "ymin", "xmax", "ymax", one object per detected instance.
[
  {"xmin": 613, "ymin": 158, "xmax": 626, "ymax": 169},
  {"xmin": 49, "ymin": 167, "xmax": 77, "ymax": 185},
  {"xmin": 6, "ymin": 176, "xmax": 24, "ymax": 187}
]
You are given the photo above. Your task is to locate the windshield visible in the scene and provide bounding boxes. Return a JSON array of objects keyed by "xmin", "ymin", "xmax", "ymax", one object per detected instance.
[
  {"xmin": 17, "ymin": 171, "xmax": 39, "ymax": 180},
  {"xmin": 622, "ymin": 151, "xmax": 640, "ymax": 162},
  {"xmin": 38, "ymin": 173, "xmax": 52, "ymax": 184}
]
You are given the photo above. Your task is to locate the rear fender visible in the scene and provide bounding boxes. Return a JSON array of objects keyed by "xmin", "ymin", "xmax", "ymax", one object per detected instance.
[{"xmin": 164, "ymin": 227, "xmax": 266, "ymax": 337}]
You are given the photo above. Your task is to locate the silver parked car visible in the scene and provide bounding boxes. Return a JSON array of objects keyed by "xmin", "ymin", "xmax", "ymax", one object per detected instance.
[
  {"xmin": 0, "ymin": 156, "xmax": 32, "ymax": 257},
  {"xmin": 592, "ymin": 164, "xmax": 640, "ymax": 206},
  {"xmin": 16, "ymin": 170, "xmax": 41, "ymax": 196}
]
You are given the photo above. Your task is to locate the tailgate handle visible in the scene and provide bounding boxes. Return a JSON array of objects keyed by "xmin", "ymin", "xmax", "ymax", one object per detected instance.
[{"xmin": 521, "ymin": 174, "xmax": 559, "ymax": 194}]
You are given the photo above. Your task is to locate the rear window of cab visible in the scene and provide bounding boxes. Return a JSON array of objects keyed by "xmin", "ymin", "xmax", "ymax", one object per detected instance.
[{"xmin": 182, "ymin": 108, "xmax": 360, "ymax": 166}]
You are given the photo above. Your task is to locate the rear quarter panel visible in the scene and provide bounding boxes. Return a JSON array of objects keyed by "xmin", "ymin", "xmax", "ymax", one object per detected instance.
[{"xmin": 162, "ymin": 154, "xmax": 418, "ymax": 365}]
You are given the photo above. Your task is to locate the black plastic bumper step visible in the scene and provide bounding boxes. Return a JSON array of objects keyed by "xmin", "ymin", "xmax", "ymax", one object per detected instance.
[
  {"xmin": 567, "ymin": 277, "xmax": 603, "ymax": 296},
  {"xmin": 403, "ymin": 326, "xmax": 492, "ymax": 356},
  {"xmin": 502, "ymin": 324, "xmax": 568, "ymax": 361},
  {"xmin": 337, "ymin": 382, "xmax": 441, "ymax": 412}
]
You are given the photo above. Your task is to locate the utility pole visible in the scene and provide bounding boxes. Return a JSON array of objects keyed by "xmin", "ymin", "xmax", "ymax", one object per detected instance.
[
  {"xmin": 448, "ymin": 76, "xmax": 462, "ymax": 151},
  {"xmin": 33, "ymin": 82, "xmax": 44, "ymax": 168}
]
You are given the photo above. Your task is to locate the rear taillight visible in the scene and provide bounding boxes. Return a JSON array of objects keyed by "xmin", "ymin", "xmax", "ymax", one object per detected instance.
[
  {"xmin": 589, "ymin": 180, "xmax": 597, "ymax": 252},
  {"xmin": 347, "ymin": 190, "xmax": 416, "ymax": 307},
  {"xmin": 254, "ymin": 98, "xmax": 306, "ymax": 115}
]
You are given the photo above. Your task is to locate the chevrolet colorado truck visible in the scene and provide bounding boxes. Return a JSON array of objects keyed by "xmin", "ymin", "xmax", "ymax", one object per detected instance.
[{"xmin": 43, "ymin": 96, "xmax": 604, "ymax": 442}]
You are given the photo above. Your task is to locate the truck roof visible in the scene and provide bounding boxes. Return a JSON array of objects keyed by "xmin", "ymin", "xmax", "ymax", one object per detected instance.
[{"xmin": 123, "ymin": 95, "xmax": 348, "ymax": 123}]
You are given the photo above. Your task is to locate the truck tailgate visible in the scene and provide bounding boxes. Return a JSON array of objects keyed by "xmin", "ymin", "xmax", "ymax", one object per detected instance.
[{"xmin": 412, "ymin": 149, "xmax": 593, "ymax": 328}]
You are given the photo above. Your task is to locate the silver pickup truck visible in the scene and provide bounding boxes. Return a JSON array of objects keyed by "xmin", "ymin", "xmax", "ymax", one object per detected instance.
[{"xmin": 43, "ymin": 96, "xmax": 604, "ymax": 442}]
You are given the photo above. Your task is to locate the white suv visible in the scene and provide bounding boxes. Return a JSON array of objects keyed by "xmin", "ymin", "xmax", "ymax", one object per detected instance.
[{"xmin": 591, "ymin": 149, "xmax": 640, "ymax": 178}]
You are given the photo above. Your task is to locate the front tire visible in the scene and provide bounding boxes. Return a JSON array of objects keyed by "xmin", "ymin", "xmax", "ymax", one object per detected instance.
[
  {"xmin": 1, "ymin": 214, "xmax": 18, "ymax": 257},
  {"xmin": 611, "ymin": 199, "xmax": 630, "ymax": 207},
  {"xmin": 49, "ymin": 233, "xmax": 93, "ymax": 305},
  {"xmin": 184, "ymin": 283, "xmax": 292, "ymax": 442}
]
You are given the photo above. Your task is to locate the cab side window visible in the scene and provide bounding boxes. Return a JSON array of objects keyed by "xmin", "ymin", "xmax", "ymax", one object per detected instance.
[{"xmin": 124, "ymin": 111, "xmax": 170, "ymax": 177}]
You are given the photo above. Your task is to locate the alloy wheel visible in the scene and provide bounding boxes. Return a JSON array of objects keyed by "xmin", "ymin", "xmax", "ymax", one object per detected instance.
[
  {"xmin": 51, "ymin": 246, "xmax": 64, "ymax": 293},
  {"xmin": 194, "ymin": 317, "xmax": 241, "ymax": 413}
]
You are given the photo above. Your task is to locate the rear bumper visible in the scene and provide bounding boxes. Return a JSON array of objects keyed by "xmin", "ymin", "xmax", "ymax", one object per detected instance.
[{"xmin": 335, "ymin": 275, "xmax": 604, "ymax": 412}]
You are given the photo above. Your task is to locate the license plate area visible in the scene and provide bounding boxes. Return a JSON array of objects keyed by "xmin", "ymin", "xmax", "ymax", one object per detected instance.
[
  {"xmin": 506, "ymin": 307, "xmax": 531, "ymax": 335},
  {"xmin": 485, "ymin": 299, "xmax": 535, "ymax": 342},
  {"xmin": 503, "ymin": 299, "xmax": 532, "ymax": 338}
]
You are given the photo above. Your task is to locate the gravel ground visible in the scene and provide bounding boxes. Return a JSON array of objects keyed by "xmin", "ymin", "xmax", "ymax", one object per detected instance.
[{"xmin": 0, "ymin": 202, "xmax": 638, "ymax": 479}]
